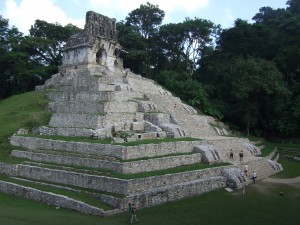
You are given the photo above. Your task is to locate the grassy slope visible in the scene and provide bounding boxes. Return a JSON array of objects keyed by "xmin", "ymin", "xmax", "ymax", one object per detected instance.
[{"xmin": 0, "ymin": 91, "xmax": 51, "ymax": 163}]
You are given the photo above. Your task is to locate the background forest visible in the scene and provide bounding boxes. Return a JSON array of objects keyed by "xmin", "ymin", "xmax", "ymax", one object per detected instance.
[{"xmin": 0, "ymin": 0, "xmax": 299, "ymax": 139}]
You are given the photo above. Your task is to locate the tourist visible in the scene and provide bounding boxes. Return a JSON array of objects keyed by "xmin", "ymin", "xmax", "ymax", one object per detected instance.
[
  {"xmin": 229, "ymin": 149, "xmax": 234, "ymax": 159},
  {"xmin": 244, "ymin": 164, "xmax": 249, "ymax": 177},
  {"xmin": 239, "ymin": 150, "xmax": 244, "ymax": 164},
  {"xmin": 131, "ymin": 204, "xmax": 139, "ymax": 224},
  {"xmin": 173, "ymin": 103, "xmax": 177, "ymax": 111},
  {"xmin": 243, "ymin": 186, "xmax": 248, "ymax": 196},
  {"xmin": 252, "ymin": 171, "xmax": 257, "ymax": 184},
  {"xmin": 127, "ymin": 203, "xmax": 132, "ymax": 223}
]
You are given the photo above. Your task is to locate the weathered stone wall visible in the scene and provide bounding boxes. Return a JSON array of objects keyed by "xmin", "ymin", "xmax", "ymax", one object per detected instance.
[
  {"xmin": 47, "ymin": 90, "xmax": 114, "ymax": 102},
  {"xmin": 0, "ymin": 161, "xmax": 232, "ymax": 196},
  {"xmin": 9, "ymin": 136, "xmax": 126, "ymax": 159},
  {"xmin": 125, "ymin": 140, "xmax": 206, "ymax": 160},
  {"xmin": 0, "ymin": 162, "xmax": 18, "ymax": 176},
  {"xmin": 10, "ymin": 136, "xmax": 207, "ymax": 160},
  {"xmin": 15, "ymin": 165, "xmax": 128, "ymax": 194},
  {"xmin": 0, "ymin": 181, "xmax": 105, "ymax": 216},
  {"xmin": 11, "ymin": 150, "xmax": 202, "ymax": 174},
  {"xmin": 37, "ymin": 126, "xmax": 93, "ymax": 137},
  {"xmin": 126, "ymin": 166, "xmax": 228, "ymax": 194},
  {"xmin": 124, "ymin": 176, "xmax": 226, "ymax": 210}
]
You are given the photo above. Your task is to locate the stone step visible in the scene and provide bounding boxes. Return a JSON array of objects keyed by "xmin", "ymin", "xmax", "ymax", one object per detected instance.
[
  {"xmin": 127, "ymin": 176, "xmax": 226, "ymax": 210},
  {"xmin": 126, "ymin": 166, "xmax": 229, "ymax": 195},
  {"xmin": 0, "ymin": 163, "xmax": 128, "ymax": 195},
  {"xmin": 48, "ymin": 112, "xmax": 144, "ymax": 129},
  {"xmin": 9, "ymin": 136, "xmax": 205, "ymax": 160},
  {"xmin": 0, "ymin": 178, "xmax": 121, "ymax": 216},
  {"xmin": 37, "ymin": 126, "xmax": 94, "ymax": 137},
  {"xmin": 238, "ymin": 158, "xmax": 283, "ymax": 182},
  {"xmin": 11, "ymin": 150, "xmax": 202, "ymax": 174},
  {"xmin": 1, "ymin": 161, "xmax": 231, "ymax": 196},
  {"xmin": 47, "ymin": 90, "xmax": 114, "ymax": 102},
  {"xmin": 49, "ymin": 101, "xmax": 138, "ymax": 114}
]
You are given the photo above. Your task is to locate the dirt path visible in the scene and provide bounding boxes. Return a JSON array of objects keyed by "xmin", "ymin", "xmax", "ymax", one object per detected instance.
[
  {"xmin": 252, "ymin": 176, "xmax": 300, "ymax": 194},
  {"xmin": 263, "ymin": 176, "xmax": 300, "ymax": 186}
]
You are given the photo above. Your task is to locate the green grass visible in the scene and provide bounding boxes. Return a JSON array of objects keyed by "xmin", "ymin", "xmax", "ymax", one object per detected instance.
[
  {"xmin": 0, "ymin": 91, "xmax": 52, "ymax": 164},
  {"xmin": 0, "ymin": 181, "xmax": 299, "ymax": 225},
  {"xmin": 259, "ymin": 141, "xmax": 276, "ymax": 157},
  {"xmin": 18, "ymin": 159, "xmax": 229, "ymax": 180},
  {"xmin": 20, "ymin": 133, "xmax": 201, "ymax": 146}
]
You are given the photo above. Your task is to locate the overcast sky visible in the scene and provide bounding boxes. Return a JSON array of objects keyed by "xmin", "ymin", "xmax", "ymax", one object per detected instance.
[{"xmin": 1, "ymin": 0, "xmax": 288, "ymax": 34}]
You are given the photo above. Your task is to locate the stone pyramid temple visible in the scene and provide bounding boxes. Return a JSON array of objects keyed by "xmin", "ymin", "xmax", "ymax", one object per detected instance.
[{"xmin": 1, "ymin": 11, "xmax": 283, "ymax": 216}]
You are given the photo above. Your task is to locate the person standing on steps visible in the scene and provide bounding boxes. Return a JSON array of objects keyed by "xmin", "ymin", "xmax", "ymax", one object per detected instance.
[
  {"xmin": 239, "ymin": 150, "xmax": 244, "ymax": 164},
  {"xmin": 252, "ymin": 171, "xmax": 257, "ymax": 184},
  {"xmin": 244, "ymin": 163, "xmax": 249, "ymax": 177},
  {"xmin": 229, "ymin": 149, "xmax": 234, "ymax": 159}
]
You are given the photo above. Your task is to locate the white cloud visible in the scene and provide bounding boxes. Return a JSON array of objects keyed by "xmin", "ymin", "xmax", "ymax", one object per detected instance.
[
  {"xmin": 222, "ymin": 6, "xmax": 235, "ymax": 28},
  {"xmin": 88, "ymin": 0, "xmax": 209, "ymax": 20},
  {"xmin": 3, "ymin": 0, "xmax": 84, "ymax": 34}
]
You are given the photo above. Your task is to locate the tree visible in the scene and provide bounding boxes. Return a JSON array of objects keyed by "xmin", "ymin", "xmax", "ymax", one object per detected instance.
[
  {"xmin": 157, "ymin": 23, "xmax": 186, "ymax": 71},
  {"xmin": 29, "ymin": 20, "xmax": 81, "ymax": 71},
  {"xmin": 117, "ymin": 21, "xmax": 148, "ymax": 74},
  {"xmin": 252, "ymin": 7, "xmax": 286, "ymax": 24},
  {"xmin": 230, "ymin": 57, "xmax": 290, "ymax": 135},
  {"xmin": 0, "ymin": 16, "xmax": 40, "ymax": 99},
  {"xmin": 287, "ymin": 0, "xmax": 300, "ymax": 13},
  {"xmin": 125, "ymin": 2, "xmax": 165, "ymax": 39},
  {"xmin": 181, "ymin": 18, "xmax": 217, "ymax": 75},
  {"xmin": 157, "ymin": 18, "xmax": 218, "ymax": 75}
]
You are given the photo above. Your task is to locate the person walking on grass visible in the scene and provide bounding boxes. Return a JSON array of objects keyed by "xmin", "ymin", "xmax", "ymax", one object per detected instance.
[
  {"xmin": 127, "ymin": 203, "xmax": 132, "ymax": 223},
  {"xmin": 131, "ymin": 204, "xmax": 139, "ymax": 224},
  {"xmin": 243, "ymin": 186, "xmax": 248, "ymax": 196},
  {"xmin": 252, "ymin": 171, "xmax": 257, "ymax": 184}
]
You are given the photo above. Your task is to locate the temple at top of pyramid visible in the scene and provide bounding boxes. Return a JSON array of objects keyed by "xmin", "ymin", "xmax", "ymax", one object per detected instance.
[{"xmin": 60, "ymin": 11, "xmax": 123, "ymax": 71}]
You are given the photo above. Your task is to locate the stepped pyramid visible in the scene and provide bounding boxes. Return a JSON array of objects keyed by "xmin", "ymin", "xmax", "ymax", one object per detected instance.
[{"xmin": 1, "ymin": 11, "xmax": 283, "ymax": 216}]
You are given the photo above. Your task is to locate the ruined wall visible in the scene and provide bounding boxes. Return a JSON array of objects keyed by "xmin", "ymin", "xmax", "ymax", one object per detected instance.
[
  {"xmin": 0, "ymin": 181, "xmax": 105, "ymax": 216},
  {"xmin": 11, "ymin": 150, "xmax": 202, "ymax": 174},
  {"xmin": 61, "ymin": 11, "xmax": 122, "ymax": 69}
]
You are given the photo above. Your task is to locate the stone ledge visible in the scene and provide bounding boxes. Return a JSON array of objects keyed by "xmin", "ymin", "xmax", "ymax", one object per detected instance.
[
  {"xmin": 11, "ymin": 150, "xmax": 202, "ymax": 174},
  {"xmin": 0, "ymin": 180, "xmax": 105, "ymax": 216}
]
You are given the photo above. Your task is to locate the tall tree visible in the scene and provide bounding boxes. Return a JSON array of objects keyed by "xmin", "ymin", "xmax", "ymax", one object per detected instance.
[
  {"xmin": 29, "ymin": 20, "xmax": 81, "ymax": 72},
  {"xmin": 287, "ymin": 0, "xmax": 300, "ymax": 13},
  {"xmin": 230, "ymin": 57, "xmax": 289, "ymax": 135},
  {"xmin": 125, "ymin": 2, "xmax": 165, "ymax": 39},
  {"xmin": 181, "ymin": 18, "xmax": 217, "ymax": 75},
  {"xmin": 0, "ymin": 16, "xmax": 40, "ymax": 99}
]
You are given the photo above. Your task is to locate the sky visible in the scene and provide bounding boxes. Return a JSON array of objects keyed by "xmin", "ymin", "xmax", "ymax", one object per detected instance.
[{"xmin": 0, "ymin": 0, "xmax": 288, "ymax": 34}]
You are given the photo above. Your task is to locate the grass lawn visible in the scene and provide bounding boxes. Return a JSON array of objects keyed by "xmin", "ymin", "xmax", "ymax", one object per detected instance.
[{"xmin": 0, "ymin": 181, "xmax": 299, "ymax": 225}]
